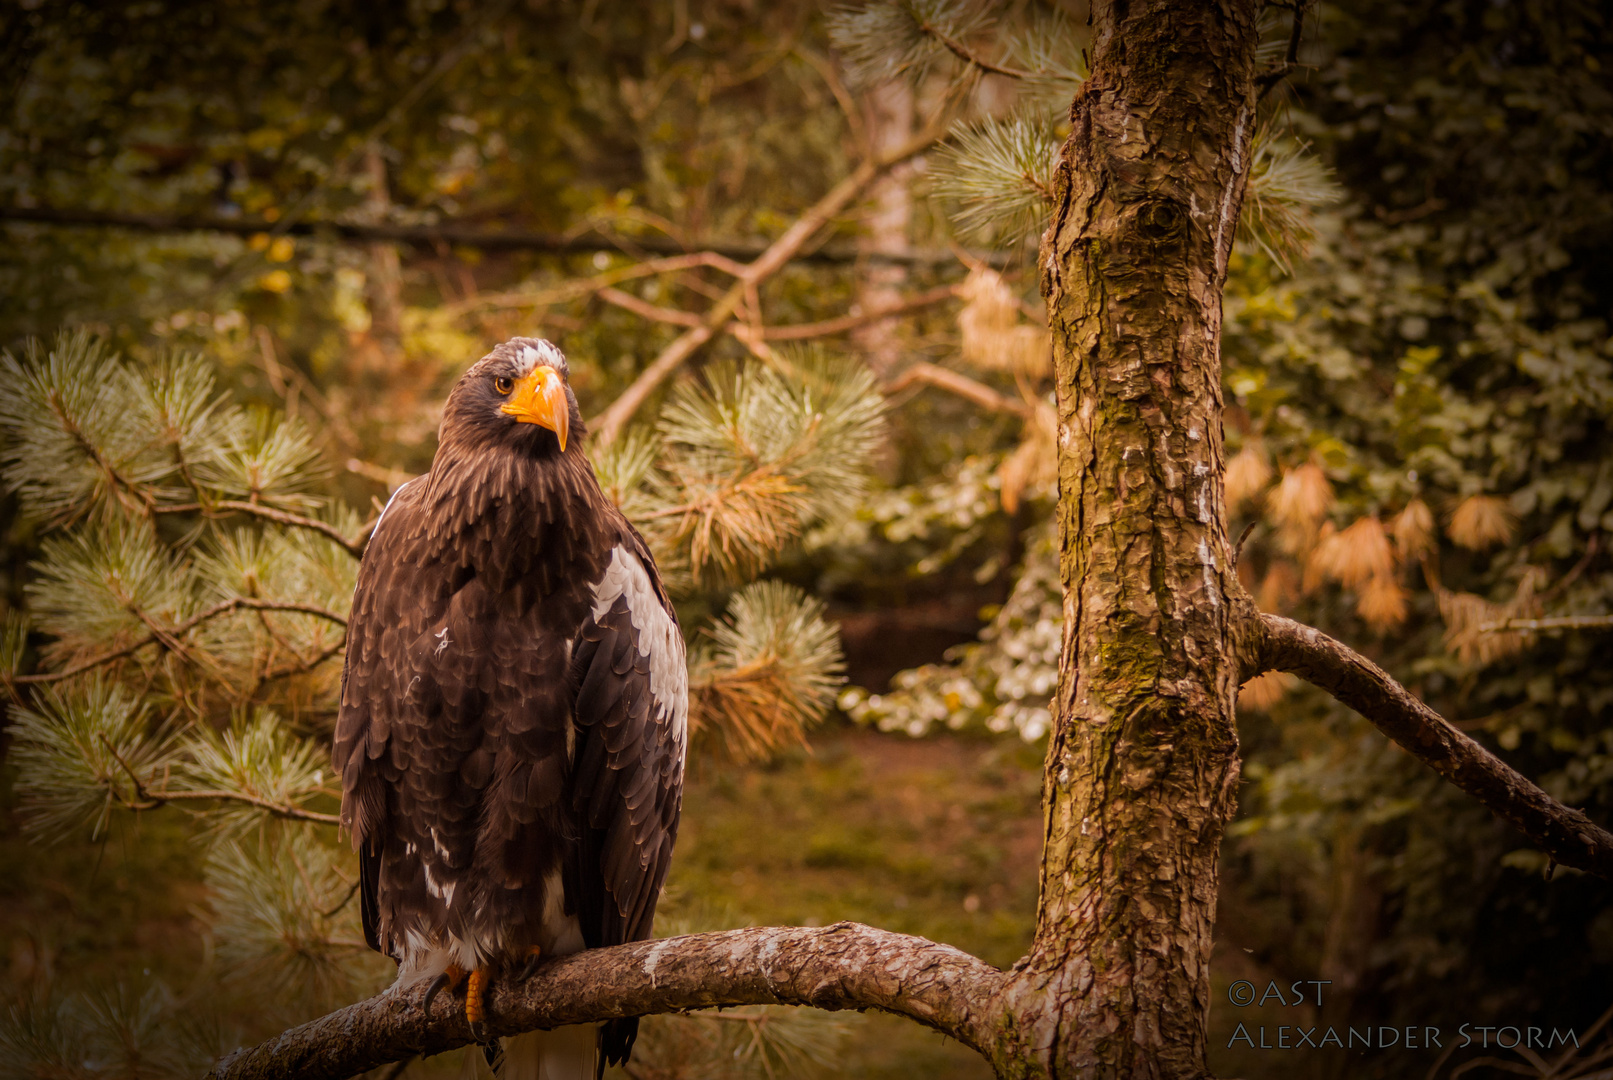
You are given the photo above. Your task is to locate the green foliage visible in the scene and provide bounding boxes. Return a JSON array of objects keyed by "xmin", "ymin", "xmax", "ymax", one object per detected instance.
[
  {"xmin": 624, "ymin": 352, "xmax": 886, "ymax": 586},
  {"xmin": 7, "ymin": 678, "xmax": 182, "ymax": 842},
  {"xmin": 827, "ymin": 0, "xmax": 995, "ymax": 90},
  {"xmin": 0, "ymin": 981, "xmax": 219, "ymax": 1080},
  {"xmin": 842, "ymin": 521, "xmax": 1058, "ymax": 740},
  {"xmin": 692, "ymin": 581, "xmax": 845, "ymax": 761},
  {"xmin": 929, "ymin": 109, "xmax": 1061, "ymax": 247},
  {"xmin": 204, "ymin": 828, "xmax": 377, "ymax": 1009}
]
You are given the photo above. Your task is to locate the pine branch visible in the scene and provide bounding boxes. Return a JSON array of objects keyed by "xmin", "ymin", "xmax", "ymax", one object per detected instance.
[
  {"xmin": 154, "ymin": 500, "xmax": 372, "ymax": 558},
  {"xmin": 1251, "ymin": 613, "xmax": 1613, "ymax": 878},
  {"xmin": 1255, "ymin": 1, "xmax": 1307, "ymax": 97},
  {"xmin": 98, "ymin": 733, "xmax": 340, "ymax": 825},
  {"xmin": 204, "ymin": 924, "xmax": 1004, "ymax": 1080},
  {"xmin": 590, "ymin": 121, "xmax": 948, "ymax": 445},
  {"xmin": 261, "ymin": 635, "xmax": 348, "ymax": 682},
  {"xmin": 917, "ymin": 18, "xmax": 1034, "ymax": 80},
  {"xmin": 11, "ymin": 597, "xmax": 346, "ymax": 685}
]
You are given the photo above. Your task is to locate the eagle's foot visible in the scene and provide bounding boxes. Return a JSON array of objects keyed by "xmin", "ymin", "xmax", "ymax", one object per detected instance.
[
  {"xmin": 465, "ymin": 967, "xmax": 489, "ymax": 1039},
  {"xmin": 514, "ymin": 945, "xmax": 543, "ymax": 982},
  {"xmin": 423, "ymin": 963, "xmax": 467, "ymax": 1015}
]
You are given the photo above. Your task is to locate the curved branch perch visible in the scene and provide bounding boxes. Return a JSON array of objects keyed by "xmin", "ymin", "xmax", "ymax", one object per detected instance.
[
  {"xmin": 204, "ymin": 923, "xmax": 1006, "ymax": 1080},
  {"xmin": 1253, "ymin": 612, "xmax": 1613, "ymax": 878}
]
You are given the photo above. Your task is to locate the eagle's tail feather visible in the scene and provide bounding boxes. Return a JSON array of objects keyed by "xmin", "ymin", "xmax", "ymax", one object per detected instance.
[{"xmin": 494, "ymin": 1025, "xmax": 599, "ymax": 1080}]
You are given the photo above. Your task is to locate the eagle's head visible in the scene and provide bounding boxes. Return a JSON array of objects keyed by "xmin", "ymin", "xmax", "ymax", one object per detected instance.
[{"xmin": 441, "ymin": 337, "xmax": 579, "ymax": 457}]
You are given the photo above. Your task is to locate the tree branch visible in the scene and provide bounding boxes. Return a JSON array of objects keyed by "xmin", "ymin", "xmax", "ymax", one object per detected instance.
[
  {"xmin": 1479, "ymin": 615, "xmax": 1613, "ymax": 634},
  {"xmin": 204, "ymin": 923, "xmax": 1006, "ymax": 1080},
  {"xmin": 918, "ymin": 21, "xmax": 1035, "ymax": 80},
  {"xmin": 157, "ymin": 500, "xmax": 373, "ymax": 557},
  {"xmin": 588, "ymin": 123, "xmax": 947, "ymax": 445},
  {"xmin": 740, "ymin": 284, "xmax": 960, "ymax": 341},
  {"xmin": 1255, "ymin": 2, "xmax": 1307, "ymax": 97},
  {"xmin": 99, "ymin": 732, "xmax": 340, "ymax": 825},
  {"xmin": 884, "ymin": 362, "xmax": 1033, "ymax": 418},
  {"xmin": 2, "ymin": 206, "xmax": 1001, "ymax": 267},
  {"xmin": 597, "ymin": 286, "xmax": 705, "ymax": 327},
  {"xmin": 12, "ymin": 597, "xmax": 346, "ymax": 685},
  {"xmin": 1252, "ymin": 613, "xmax": 1613, "ymax": 878}
]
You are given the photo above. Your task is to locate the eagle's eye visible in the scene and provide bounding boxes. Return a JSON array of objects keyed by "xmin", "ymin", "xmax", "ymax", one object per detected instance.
[{"xmin": 494, "ymin": 376, "xmax": 514, "ymax": 395}]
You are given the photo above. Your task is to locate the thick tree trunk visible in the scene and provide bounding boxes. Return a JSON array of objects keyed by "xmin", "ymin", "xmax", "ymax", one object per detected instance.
[{"xmin": 991, "ymin": 4, "xmax": 1264, "ymax": 1077}]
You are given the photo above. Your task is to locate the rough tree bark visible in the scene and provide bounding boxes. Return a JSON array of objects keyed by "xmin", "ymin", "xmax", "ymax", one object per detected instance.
[
  {"xmin": 987, "ymin": 3, "xmax": 1263, "ymax": 1076},
  {"xmin": 208, "ymin": 4, "xmax": 1613, "ymax": 1079}
]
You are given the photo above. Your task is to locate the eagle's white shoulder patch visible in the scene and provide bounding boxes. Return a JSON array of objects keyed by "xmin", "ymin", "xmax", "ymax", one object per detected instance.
[
  {"xmin": 589, "ymin": 545, "xmax": 689, "ymax": 752},
  {"xmin": 373, "ymin": 476, "xmax": 418, "ymax": 534}
]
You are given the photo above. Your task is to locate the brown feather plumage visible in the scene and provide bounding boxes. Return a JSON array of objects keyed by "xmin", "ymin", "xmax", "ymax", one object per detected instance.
[{"xmin": 332, "ymin": 339, "xmax": 686, "ymax": 1071}]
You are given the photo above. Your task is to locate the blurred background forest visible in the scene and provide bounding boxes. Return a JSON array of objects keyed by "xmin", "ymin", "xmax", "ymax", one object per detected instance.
[{"xmin": 1, "ymin": 2, "xmax": 1610, "ymax": 1078}]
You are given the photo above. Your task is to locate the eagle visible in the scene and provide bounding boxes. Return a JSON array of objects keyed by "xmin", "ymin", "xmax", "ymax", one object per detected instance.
[{"xmin": 333, "ymin": 337, "xmax": 687, "ymax": 1079}]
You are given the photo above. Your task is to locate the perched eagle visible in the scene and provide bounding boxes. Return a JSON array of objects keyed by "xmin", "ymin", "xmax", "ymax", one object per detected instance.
[{"xmin": 333, "ymin": 338, "xmax": 687, "ymax": 1079}]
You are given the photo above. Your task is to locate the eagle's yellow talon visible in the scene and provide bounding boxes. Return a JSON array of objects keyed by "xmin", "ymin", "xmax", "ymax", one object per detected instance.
[{"xmin": 466, "ymin": 967, "xmax": 489, "ymax": 1028}]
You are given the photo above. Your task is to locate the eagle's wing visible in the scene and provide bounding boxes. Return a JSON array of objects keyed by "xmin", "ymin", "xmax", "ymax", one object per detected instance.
[
  {"xmin": 568, "ymin": 525, "xmax": 687, "ymax": 951},
  {"xmin": 334, "ymin": 477, "xmax": 428, "ymax": 952}
]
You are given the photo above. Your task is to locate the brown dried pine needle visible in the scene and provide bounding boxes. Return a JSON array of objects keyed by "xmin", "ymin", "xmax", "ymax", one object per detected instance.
[
  {"xmin": 1224, "ymin": 441, "xmax": 1273, "ymax": 513},
  {"xmin": 1393, "ymin": 498, "xmax": 1436, "ymax": 562},
  {"xmin": 1312, "ymin": 516, "xmax": 1394, "ymax": 589},
  {"xmin": 1357, "ymin": 572, "xmax": 1410, "ymax": 630},
  {"xmin": 1449, "ymin": 494, "xmax": 1516, "ymax": 551}
]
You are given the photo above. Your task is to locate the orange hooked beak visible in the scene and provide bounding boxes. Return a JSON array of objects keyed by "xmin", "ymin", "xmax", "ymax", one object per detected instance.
[{"xmin": 500, "ymin": 366, "xmax": 569, "ymax": 451}]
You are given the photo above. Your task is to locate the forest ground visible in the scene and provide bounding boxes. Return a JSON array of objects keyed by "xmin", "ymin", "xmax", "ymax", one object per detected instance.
[{"xmin": 2, "ymin": 722, "xmax": 1310, "ymax": 1079}]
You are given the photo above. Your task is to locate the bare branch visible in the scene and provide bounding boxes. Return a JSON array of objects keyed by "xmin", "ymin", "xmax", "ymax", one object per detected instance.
[
  {"xmin": 1252, "ymin": 613, "xmax": 1613, "ymax": 878},
  {"xmin": 597, "ymin": 287, "xmax": 704, "ymax": 327},
  {"xmin": 136, "ymin": 788, "xmax": 341, "ymax": 825},
  {"xmin": 1479, "ymin": 615, "xmax": 1613, "ymax": 634},
  {"xmin": 884, "ymin": 362, "xmax": 1033, "ymax": 418},
  {"xmin": 3, "ymin": 206, "xmax": 1001, "ymax": 267},
  {"xmin": 589, "ymin": 123, "xmax": 947, "ymax": 445},
  {"xmin": 205, "ymin": 923, "xmax": 1006, "ymax": 1080},
  {"xmin": 739, "ymin": 284, "xmax": 960, "ymax": 341}
]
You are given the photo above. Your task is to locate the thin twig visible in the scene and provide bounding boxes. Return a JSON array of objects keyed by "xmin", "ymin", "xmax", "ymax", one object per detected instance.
[
  {"xmin": 214, "ymin": 502, "xmax": 372, "ymax": 557},
  {"xmin": 99, "ymin": 733, "xmax": 338, "ymax": 826},
  {"xmin": 13, "ymin": 597, "xmax": 347, "ymax": 685},
  {"xmin": 1478, "ymin": 615, "xmax": 1613, "ymax": 634},
  {"xmin": 261, "ymin": 636, "xmax": 347, "ymax": 682},
  {"xmin": 1255, "ymin": 2, "xmax": 1307, "ymax": 97},
  {"xmin": 735, "ymin": 284, "xmax": 960, "ymax": 341},
  {"xmin": 918, "ymin": 21, "xmax": 1035, "ymax": 80},
  {"xmin": 5, "ymin": 207, "xmax": 1003, "ymax": 267},
  {"xmin": 597, "ymin": 287, "xmax": 704, "ymax": 327},
  {"xmin": 589, "ymin": 120, "xmax": 949, "ymax": 446},
  {"xmin": 884, "ymin": 362, "xmax": 1033, "ymax": 418}
]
